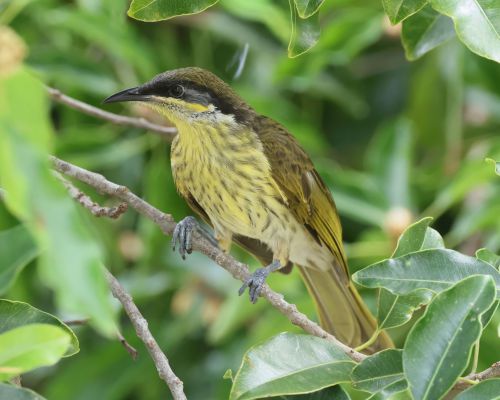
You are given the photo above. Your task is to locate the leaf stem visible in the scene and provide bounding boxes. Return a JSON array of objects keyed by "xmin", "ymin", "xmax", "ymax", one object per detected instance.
[{"xmin": 355, "ymin": 328, "xmax": 381, "ymax": 352}]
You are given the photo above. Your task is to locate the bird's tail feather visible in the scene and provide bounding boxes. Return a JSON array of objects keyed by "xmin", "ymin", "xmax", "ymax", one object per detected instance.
[{"xmin": 298, "ymin": 264, "xmax": 393, "ymax": 352}]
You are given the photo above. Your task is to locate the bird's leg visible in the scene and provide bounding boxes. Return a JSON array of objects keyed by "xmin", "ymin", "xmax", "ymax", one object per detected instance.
[
  {"xmin": 238, "ymin": 259, "xmax": 282, "ymax": 304},
  {"xmin": 172, "ymin": 216, "xmax": 218, "ymax": 259}
]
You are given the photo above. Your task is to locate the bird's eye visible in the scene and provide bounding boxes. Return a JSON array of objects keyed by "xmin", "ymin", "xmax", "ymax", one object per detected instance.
[{"xmin": 170, "ymin": 85, "xmax": 185, "ymax": 98}]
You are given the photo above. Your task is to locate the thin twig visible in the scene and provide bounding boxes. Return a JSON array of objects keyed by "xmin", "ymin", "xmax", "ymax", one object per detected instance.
[
  {"xmin": 46, "ymin": 87, "xmax": 177, "ymax": 140},
  {"xmin": 51, "ymin": 156, "xmax": 366, "ymax": 362},
  {"xmin": 117, "ymin": 330, "xmax": 138, "ymax": 361},
  {"xmin": 105, "ymin": 270, "xmax": 187, "ymax": 400},
  {"xmin": 55, "ymin": 172, "xmax": 128, "ymax": 219},
  {"xmin": 62, "ymin": 318, "xmax": 89, "ymax": 326}
]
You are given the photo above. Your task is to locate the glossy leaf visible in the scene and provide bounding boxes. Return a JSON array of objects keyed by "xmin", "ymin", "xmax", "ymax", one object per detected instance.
[
  {"xmin": 429, "ymin": 0, "xmax": 500, "ymax": 62},
  {"xmin": 403, "ymin": 275, "xmax": 496, "ymax": 400},
  {"xmin": 351, "ymin": 349, "xmax": 406, "ymax": 393},
  {"xmin": 476, "ymin": 248, "xmax": 500, "ymax": 269},
  {"xmin": 279, "ymin": 385, "xmax": 350, "ymax": 399},
  {"xmin": 0, "ymin": 225, "xmax": 37, "ymax": 295},
  {"xmin": 392, "ymin": 217, "xmax": 438, "ymax": 257},
  {"xmin": 0, "ymin": 300, "xmax": 79, "ymax": 356},
  {"xmin": 377, "ymin": 288, "xmax": 433, "ymax": 330},
  {"xmin": 128, "ymin": 0, "xmax": 219, "ymax": 22},
  {"xmin": 293, "ymin": 0, "xmax": 324, "ymax": 19},
  {"xmin": 0, "ymin": 68, "xmax": 115, "ymax": 335},
  {"xmin": 382, "ymin": 0, "xmax": 427, "ymax": 24},
  {"xmin": 0, "ymin": 384, "xmax": 45, "ymax": 400},
  {"xmin": 402, "ymin": 5, "xmax": 455, "ymax": 60},
  {"xmin": 352, "ymin": 249, "xmax": 500, "ymax": 297},
  {"xmin": 0, "ymin": 324, "xmax": 71, "ymax": 381},
  {"xmin": 455, "ymin": 378, "xmax": 500, "ymax": 400},
  {"xmin": 229, "ymin": 333, "xmax": 355, "ymax": 400},
  {"xmin": 288, "ymin": 0, "xmax": 320, "ymax": 58}
]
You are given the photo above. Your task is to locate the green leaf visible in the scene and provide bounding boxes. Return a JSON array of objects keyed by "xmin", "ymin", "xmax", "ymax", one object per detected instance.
[
  {"xmin": 377, "ymin": 288, "xmax": 433, "ymax": 330},
  {"xmin": 376, "ymin": 217, "xmax": 441, "ymax": 330},
  {"xmin": 127, "ymin": 0, "xmax": 219, "ymax": 22},
  {"xmin": 288, "ymin": 0, "xmax": 320, "ymax": 58},
  {"xmin": 485, "ymin": 158, "xmax": 500, "ymax": 176},
  {"xmin": 352, "ymin": 249, "xmax": 500, "ymax": 297},
  {"xmin": 392, "ymin": 217, "xmax": 436, "ymax": 257},
  {"xmin": 0, "ymin": 324, "xmax": 71, "ymax": 381},
  {"xmin": 0, "ymin": 383, "xmax": 46, "ymax": 400},
  {"xmin": 455, "ymin": 378, "xmax": 500, "ymax": 400},
  {"xmin": 229, "ymin": 333, "xmax": 355, "ymax": 400},
  {"xmin": 382, "ymin": 0, "xmax": 427, "ymax": 24},
  {"xmin": 0, "ymin": 300, "xmax": 79, "ymax": 356},
  {"xmin": 352, "ymin": 349, "xmax": 407, "ymax": 393},
  {"xmin": 476, "ymin": 248, "xmax": 500, "ymax": 269},
  {"xmin": 367, "ymin": 380, "xmax": 410, "ymax": 399},
  {"xmin": 429, "ymin": 0, "xmax": 500, "ymax": 62},
  {"xmin": 402, "ymin": 5, "xmax": 455, "ymax": 60},
  {"xmin": 0, "ymin": 225, "xmax": 38, "ymax": 295},
  {"xmin": 0, "ymin": 68, "xmax": 115, "ymax": 335},
  {"xmin": 403, "ymin": 275, "xmax": 496, "ymax": 400},
  {"xmin": 293, "ymin": 0, "xmax": 324, "ymax": 19},
  {"xmin": 278, "ymin": 385, "xmax": 351, "ymax": 399}
]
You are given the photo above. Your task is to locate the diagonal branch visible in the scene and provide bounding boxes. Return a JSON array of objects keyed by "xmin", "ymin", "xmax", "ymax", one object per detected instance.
[
  {"xmin": 46, "ymin": 87, "xmax": 177, "ymax": 140},
  {"xmin": 51, "ymin": 155, "xmax": 367, "ymax": 363}
]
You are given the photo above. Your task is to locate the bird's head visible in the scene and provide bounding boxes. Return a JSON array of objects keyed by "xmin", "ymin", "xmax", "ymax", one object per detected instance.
[{"xmin": 104, "ymin": 67, "xmax": 252, "ymax": 125}]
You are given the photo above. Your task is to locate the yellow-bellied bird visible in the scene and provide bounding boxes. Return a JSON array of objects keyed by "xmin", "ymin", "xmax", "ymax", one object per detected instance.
[{"xmin": 104, "ymin": 67, "xmax": 393, "ymax": 351}]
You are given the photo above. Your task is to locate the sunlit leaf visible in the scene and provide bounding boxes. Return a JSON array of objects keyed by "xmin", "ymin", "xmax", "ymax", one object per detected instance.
[
  {"xmin": 293, "ymin": 0, "xmax": 324, "ymax": 19},
  {"xmin": 351, "ymin": 349, "xmax": 406, "ymax": 393},
  {"xmin": 429, "ymin": 0, "xmax": 500, "ymax": 62},
  {"xmin": 288, "ymin": 0, "xmax": 320, "ymax": 58},
  {"xmin": 402, "ymin": 5, "xmax": 455, "ymax": 60},
  {"xmin": 0, "ymin": 225, "xmax": 37, "ymax": 295},
  {"xmin": 0, "ymin": 383, "xmax": 45, "ymax": 400},
  {"xmin": 382, "ymin": 0, "xmax": 427, "ymax": 24},
  {"xmin": 0, "ymin": 300, "xmax": 79, "ymax": 356},
  {"xmin": 128, "ymin": 0, "xmax": 219, "ymax": 22},
  {"xmin": 455, "ymin": 378, "xmax": 500, "ymax": 400},
  {"xmin": 353, "ymin": 249, "xmax": 500, "ymax": 297},
  {"xmin": 403, "ymin": 276, "xmax": 496, "ymax": 400},
  {"xmin": 0, "ymin": 68, "xmax": 115, "ymax": 335},
  {"xmin": 0, "ymin": 324, "xmax": 71, "ymax": 381},
  {"xmin": 229, "ymin": 333, "xmax": 355, "ymax": 400}
]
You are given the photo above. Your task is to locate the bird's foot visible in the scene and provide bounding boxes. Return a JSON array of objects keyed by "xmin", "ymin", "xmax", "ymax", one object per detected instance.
[
  {"xmin": 172, "ymin": 216, "xmax": 218, "ymax": 259},
  {"xmin": 172, "ymin": 216, "xmax": 198, "ymax": 260},
  {"xmin": 238, "ymin": 260, "xmax": 281, "ymax": 304}
]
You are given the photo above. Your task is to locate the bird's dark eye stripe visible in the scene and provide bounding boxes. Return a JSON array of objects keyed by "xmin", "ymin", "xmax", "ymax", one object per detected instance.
[{"xmin": 170, "ymin": 84, "xmax": 185, "ymax": 98}]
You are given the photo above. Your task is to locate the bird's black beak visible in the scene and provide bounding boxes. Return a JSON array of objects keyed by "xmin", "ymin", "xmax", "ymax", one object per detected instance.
[{"xmin": 103, "ymin": 87, "xmax": 152, "ymax": 104}]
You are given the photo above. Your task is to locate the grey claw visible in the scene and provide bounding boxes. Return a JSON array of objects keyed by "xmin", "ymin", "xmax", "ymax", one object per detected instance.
[
  {"xmin": 172, "ymin": 216, "xmax": 198, "ymax": 260},
  {"xmin": 238, "ymin": 268, "xmax": 270, "ymax": 304}
]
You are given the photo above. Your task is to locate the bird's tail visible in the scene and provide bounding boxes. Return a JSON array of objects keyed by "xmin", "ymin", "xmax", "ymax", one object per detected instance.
[{"xmin": 298, "ymin": 264, "xmax": 393, "ymax": 352}]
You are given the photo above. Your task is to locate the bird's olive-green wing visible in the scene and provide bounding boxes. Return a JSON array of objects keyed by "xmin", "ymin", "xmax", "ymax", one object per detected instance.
[{"xmin": 254, "ymin": 116, "xmax": 349, "ymax": 276}]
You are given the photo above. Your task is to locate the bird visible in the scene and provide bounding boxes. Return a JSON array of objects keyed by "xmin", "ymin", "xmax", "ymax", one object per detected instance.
[{"xmin": 104, "ymin": 67, "xmax": 393, "ymax": 350}]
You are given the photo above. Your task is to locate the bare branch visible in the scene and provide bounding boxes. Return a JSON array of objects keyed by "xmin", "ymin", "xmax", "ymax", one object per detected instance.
[
  {"xmin": 105, "ymin": 269, "xmax": 187, "ymax": 400},
  {"xmin": 46, "ymin": 87, "xmax": 177, "ymax": 140},
  {"xmin": 51, "ymin": 156, "xmax": 366, "ymax": 363},
  {"xmin": 55, "ymin": 172, "xmax": 128, "ymax": 219},
  {"xmin": 453, "ymin": 361, "xmax": 500, "ymax": 391},
  {"xmin": 116, "ymin": 330, "xmax": 138, "ymax": 361}
]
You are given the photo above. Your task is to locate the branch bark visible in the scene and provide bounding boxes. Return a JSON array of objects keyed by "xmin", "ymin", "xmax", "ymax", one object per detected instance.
[
  {"xmin": 46, "ymin": 87, "xmax": 177, "ymax": 140},
  {"xmin": 105, "ymin": 270, "xmax": 187, "ymax": 400}
]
